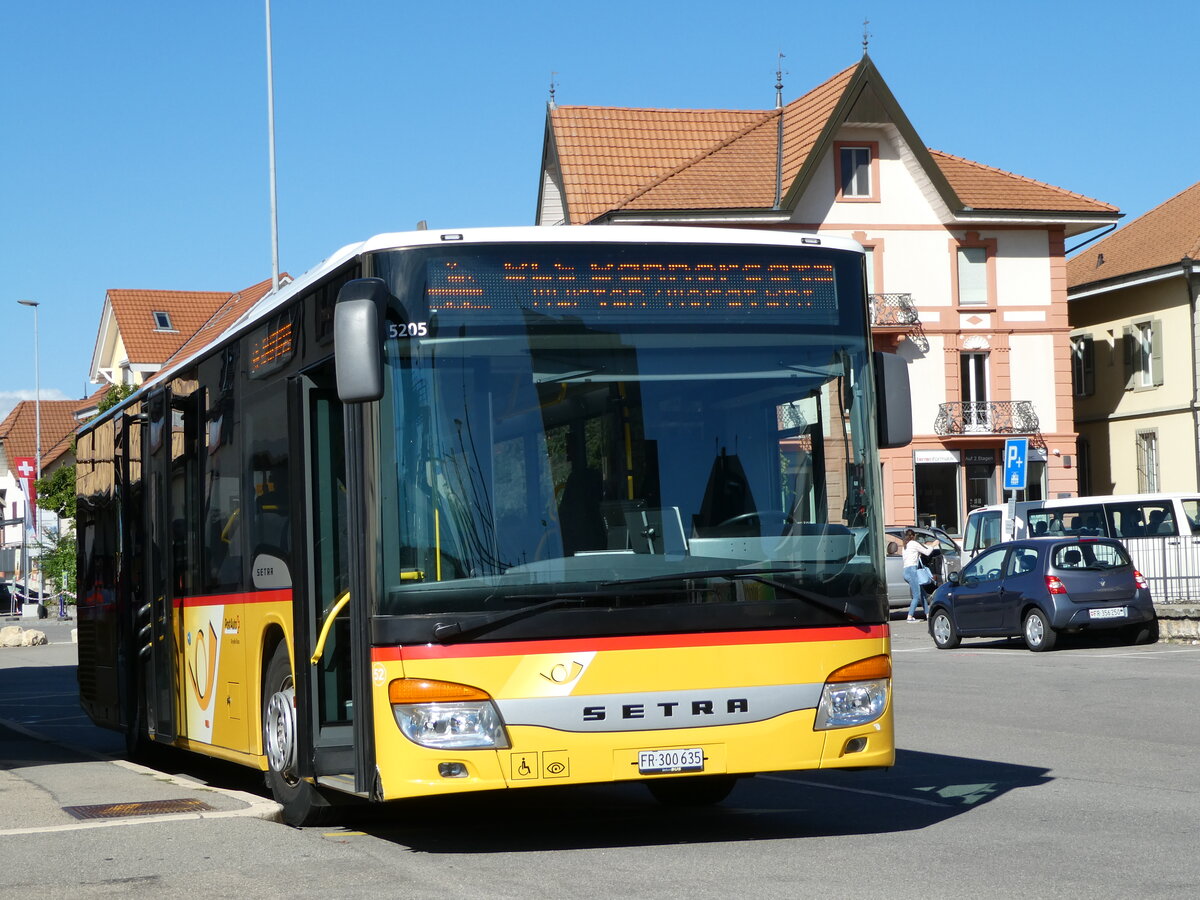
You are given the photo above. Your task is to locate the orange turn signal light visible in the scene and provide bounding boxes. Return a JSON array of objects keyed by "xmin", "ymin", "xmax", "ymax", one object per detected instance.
[
  {"xmin": 826, "ymin": 654, "xmax": 892, "ymax": 683},
  {"xmin": 387, "ymin": 678, "xmax": 492, "ymax": 704}
]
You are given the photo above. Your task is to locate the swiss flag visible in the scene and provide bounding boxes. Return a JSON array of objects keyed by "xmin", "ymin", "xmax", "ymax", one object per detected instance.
[{"xmin": 13, "ymin": 457, "xmax": 37, "ymax": 533}]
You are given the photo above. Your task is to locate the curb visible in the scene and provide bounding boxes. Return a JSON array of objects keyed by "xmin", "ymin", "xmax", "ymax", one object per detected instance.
[{"xmin": 0, "ymin": 714, "xmax": 283, "ymax": 834}]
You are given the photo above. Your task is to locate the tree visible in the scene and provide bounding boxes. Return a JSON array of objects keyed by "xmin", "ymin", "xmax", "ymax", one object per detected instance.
[
  {"xmin": 38, "ymin": 528, "xmax": 76, "ymax": 596},
  {"xmin": 98, "ymin": 382, "xmax": 134, "ymax": 413},
  {"xmin": 35, "ymin": 464, "xmax": 76, "ymax": 520}
]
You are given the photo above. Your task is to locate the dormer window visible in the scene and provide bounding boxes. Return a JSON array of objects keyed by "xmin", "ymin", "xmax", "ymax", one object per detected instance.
[
  {"xmin": 152, "ymin": 311, "xmax": 174, "ymax": 331},
  {"xmin": 835, "ymin": 141, "xmax": 879, "ymax": 201}
]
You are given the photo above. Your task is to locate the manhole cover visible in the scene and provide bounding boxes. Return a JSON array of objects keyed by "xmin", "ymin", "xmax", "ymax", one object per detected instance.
[{"xmin": 62, "ymin": 798, "xmax": 215, "ymax": 820}]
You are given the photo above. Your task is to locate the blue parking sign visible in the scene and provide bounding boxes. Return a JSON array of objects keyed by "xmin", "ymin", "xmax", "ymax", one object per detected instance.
[{"xmin": 1004, "ymin": 438, "xmax": 1028, "ymax": 491}]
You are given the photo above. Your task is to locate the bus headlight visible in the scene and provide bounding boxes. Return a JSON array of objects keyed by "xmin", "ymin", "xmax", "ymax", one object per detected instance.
[
  {"xmin": 813, "ymin": 655, "xmax": 891, "ymax": 730},
  {"xmin": 389, "ymin": 679, "xmax": 510, "ymax": 750}
]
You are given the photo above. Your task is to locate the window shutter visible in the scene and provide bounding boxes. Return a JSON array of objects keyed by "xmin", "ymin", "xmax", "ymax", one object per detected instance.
[
  {"xmin": 1122, "ymin": 325, "xmax": 1136, "ymax": 390},
  {"xmin": 1151, "ymin": 318, "xmax": 1164, "ymax": 386},
  {"xmin": 1083, "ymin": 336, "xmax": 1095, "ymax": 396}
]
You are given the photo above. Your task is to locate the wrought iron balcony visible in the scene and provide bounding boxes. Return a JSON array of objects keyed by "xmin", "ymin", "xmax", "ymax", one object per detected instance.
[
  {"xmin": 934, "ymin": 401, "xmax": 1040, "ymax": 436},
  {"xmin": 869, "ymin": 293, "xmax": 919, "ymax": 327}
]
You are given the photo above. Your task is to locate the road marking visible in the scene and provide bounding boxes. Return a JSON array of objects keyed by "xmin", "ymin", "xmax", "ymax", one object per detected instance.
[{"xmin": 759, "ymin": 774, "xmax": 953, "ymax": 808}]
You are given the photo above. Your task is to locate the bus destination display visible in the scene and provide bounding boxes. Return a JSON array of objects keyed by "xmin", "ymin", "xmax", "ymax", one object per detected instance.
[{"xmin": 425, "ymin": 255, "xmax": 839, "ymax": 323}]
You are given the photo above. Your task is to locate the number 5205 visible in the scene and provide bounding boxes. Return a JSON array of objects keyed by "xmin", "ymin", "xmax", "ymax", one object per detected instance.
[{"xmin": 387, "ymin": 322, "xmax": 428, "ymax": 338}]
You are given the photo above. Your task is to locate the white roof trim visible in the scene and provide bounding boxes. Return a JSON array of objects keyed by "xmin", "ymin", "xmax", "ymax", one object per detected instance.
[{"xmin": 1067, "ymin": 266, "xmax": 1187, "ymax": 301}]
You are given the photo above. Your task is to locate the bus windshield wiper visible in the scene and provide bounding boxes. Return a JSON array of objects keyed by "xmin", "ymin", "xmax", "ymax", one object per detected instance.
[
  {"xmin": 431, "ymin": 589, "xmax": 672, "ymax": 643},
  {"xmin": 602, "ymin": 568, "xmax": 862, "ymax": 621}
]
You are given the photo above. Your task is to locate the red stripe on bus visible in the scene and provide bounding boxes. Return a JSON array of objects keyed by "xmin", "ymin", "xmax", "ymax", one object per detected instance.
[
  {"xmin": 172, "ymin": 588, "xmax": 292, "ymax": 609},
  {"xmin": 373, "ymin": 624, "xmax": 887, "ymax": 661}
]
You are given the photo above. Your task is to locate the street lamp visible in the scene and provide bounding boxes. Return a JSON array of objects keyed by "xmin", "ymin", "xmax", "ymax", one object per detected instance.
[{"xmin": 17, "ymin": 299, "xmax": 42, "ymax": 615}]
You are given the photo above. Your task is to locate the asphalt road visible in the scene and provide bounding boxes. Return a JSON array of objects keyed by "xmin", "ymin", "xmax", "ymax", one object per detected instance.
[{"xmin": 2, "ymin": 616, "xmax": 1198, "ymax": 899}]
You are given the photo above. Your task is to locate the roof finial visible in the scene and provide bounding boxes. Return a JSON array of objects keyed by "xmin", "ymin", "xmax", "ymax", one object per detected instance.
[
  {"xmin": 862, "ymin": 17, "xmax": 871, "ymax": 54},
  {"xmin": 548, "ymin": 71, "xmax": 558, "ymax": 109},
  {"xmin": 775, "ymin": 51, "xmax": 785, "ymax": 110}
]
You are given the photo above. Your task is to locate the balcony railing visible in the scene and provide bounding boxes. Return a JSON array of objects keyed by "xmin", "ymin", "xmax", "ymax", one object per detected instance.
[
  {"xmin": 934, "ymin": 401, "xmax": 1040, "ymax": 436},
  {"xmin": 869, "ymin": 293, "xmax": 919, "ymax": 327}
]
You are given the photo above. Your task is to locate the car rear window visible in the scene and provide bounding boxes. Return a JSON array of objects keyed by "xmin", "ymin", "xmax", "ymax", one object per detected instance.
[{"xmin": 1051, "ymin": 542, "xmax": 1131, "ymax": 570}]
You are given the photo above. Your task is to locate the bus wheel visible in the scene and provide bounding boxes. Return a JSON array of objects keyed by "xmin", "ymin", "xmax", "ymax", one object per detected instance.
[
  {"xmin": 263, "ymin": 643, "xmax": 332, "ymax": 826},
  {"xmin": 1022, "ymin": 608, "xmax": 1057, "ymax": 652},
  {"xmin": 646, "ymin": 775, "xmax": 739, "ymax": 806},
  {"xmin": 123, "ymin": 681, "xmax": 160, "ymax": 764}
]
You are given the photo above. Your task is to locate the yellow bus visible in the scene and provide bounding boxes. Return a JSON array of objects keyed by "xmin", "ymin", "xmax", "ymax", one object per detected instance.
[{"xmin": 76, "ymin": 226, "xmax": 911, "ymax": 825}]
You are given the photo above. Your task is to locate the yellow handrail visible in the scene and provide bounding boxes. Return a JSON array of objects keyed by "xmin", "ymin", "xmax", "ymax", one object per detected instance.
[{"xmin": 310, "ymin": 590, "xmax": 351, "ymax": 664}]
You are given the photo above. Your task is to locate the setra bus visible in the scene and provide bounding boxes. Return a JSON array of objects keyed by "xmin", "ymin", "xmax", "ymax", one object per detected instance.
[{"xmin": 76, "ymin": 226, "xmax": 911, "ymax": 824}]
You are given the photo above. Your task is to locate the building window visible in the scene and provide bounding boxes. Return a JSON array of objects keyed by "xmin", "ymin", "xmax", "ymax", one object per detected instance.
[
  {"xmin": 152, "ymin": 311, "xmax": 174, "ymax": 331},
  {"xmin": 1076, "ymin": 437, "xmax": 1091, "ymax": 496},
  {"xmin": 964, "ymin": 449, "xmax": 996, "ymax": 512},
  {"xmin": 1136, "ymin": 430, "xmax": 1159, "ymax": 492},
  {"xmin": 914, "ymin": 461, "xmax": 960, "ymax": 533},
  {"xmin": 1071, "ymin": 335, "xmax": 1095, "ymax": 397},
  {"xmin": 835, "ymin": 142, "xmax": 878, "ymax": 200},
  {"xmin": 1136, "ymin": 322, "xmax": 1153, "ymax": 387},
  {"xmin": 961, "ymin": 352, "xmax": 989, "ymax": 431},
  {"xmin": 957, "ymin": 247, "xmax": 989, "ymax": 306},
  {"xmin": 1124, "ymin": 318, "xmax": 1162, "ymax": 390}
]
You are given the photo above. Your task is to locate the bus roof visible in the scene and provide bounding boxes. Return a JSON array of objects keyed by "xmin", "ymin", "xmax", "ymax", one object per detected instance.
[{"xmin": 87, "ymin": 225, "xmax": 863, "ymax": 427}]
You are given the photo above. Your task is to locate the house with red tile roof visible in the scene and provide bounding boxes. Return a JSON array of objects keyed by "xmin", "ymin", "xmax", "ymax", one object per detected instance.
[
  {"xmin": 1067, "ymin": 181, "xmax": 1200, "ymax": 494},
  {"xmin": 538, "ymin": 54, "xmax": 1119, "ymax": 534},
  {"xmin": 88, "ymin": 276, "xmax": 279, "ymax": 389},
  {"xmin": 0, "ymin": 398, "xmax": 84, "ymax": 580}
]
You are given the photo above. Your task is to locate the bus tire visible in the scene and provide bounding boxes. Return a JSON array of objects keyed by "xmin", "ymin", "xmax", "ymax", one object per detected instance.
[
  {"xmin": 263, "ymin": 643, "xmax": 333, "ymax": 826},
  {"xmin": 123, "ymin": 681, "xmax": 157, "ymax": 764},
  {"xmin": 929, "ymin": 608, "xmax": 960, "ymax": 650},
  {"xmin": 646, "ymin": 775, "xmax": 739, "ymax": 806},
  {"xmin": 1022, "ymin": 608, "xmax": 1057, "ymax": 652}
]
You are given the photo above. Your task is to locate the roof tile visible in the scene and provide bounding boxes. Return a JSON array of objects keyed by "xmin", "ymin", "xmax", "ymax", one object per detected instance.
[
  {"xmin": 548, "ymin": 60, "xmax": 1115, "ymax": 223},
  {"xmin": 0, "ymin": 400, "xmax": 82, "ymax": 470},
  {"xmin": 1067, "ymin": 180, "xmax": 1200, "ymax": 288}
]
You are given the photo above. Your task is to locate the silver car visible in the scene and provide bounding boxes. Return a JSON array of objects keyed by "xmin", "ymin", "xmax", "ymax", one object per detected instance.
[{"xmin": 884, "ymin": 526, "xmax": 962, "ymax": 610}]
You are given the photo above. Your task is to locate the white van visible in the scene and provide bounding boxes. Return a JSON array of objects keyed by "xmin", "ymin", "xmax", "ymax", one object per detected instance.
[{"xmin": 963, "ymin": 493, "xmax": 1200, "ymax": 556}]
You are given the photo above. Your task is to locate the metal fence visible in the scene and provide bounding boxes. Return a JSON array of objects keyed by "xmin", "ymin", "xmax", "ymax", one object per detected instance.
[{"xmin": 1122, "ymin": 536, "xmax": 1200, "ymax": 603}]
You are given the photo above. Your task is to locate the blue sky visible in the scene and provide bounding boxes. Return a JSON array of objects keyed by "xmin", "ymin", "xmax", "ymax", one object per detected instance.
[{"xmin": 1, "ymin": 1, "xmax": 1195, "ymax": 415}]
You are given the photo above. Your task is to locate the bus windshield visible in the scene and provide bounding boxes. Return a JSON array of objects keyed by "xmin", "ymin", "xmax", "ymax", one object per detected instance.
[{"xmin": 372, "ymin": 241, "xmax": 885, "ymax": 634}]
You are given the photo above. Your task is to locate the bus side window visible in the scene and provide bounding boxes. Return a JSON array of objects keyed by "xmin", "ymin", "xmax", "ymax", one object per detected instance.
[{"xmin": 245, "ymin": 381, "xmax": 292, "ymax": 589}]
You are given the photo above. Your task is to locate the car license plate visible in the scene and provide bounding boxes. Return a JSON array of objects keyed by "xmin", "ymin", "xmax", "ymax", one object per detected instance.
[
  {"xmin": 638, "ymin": 747, "xmax": 705, "ymax": 775},
  {"xmin": 1089, "ymin": 606, "xmax": 1126, "ymax": 620}
]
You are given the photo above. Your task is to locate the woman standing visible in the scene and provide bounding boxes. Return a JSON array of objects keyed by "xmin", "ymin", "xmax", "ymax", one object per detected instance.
[{"xmin": 902, "ymin": 529, "xmax": 935, "ymax": 622}]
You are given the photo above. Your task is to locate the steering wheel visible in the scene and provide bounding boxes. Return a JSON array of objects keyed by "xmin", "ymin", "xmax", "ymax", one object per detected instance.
[{"xmin": 715, "ymin": 510, "xmax": 796, "ymax": 536}]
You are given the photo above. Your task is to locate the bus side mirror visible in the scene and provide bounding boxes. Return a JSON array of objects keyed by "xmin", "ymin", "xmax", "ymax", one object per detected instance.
[
  {"xmin": 334, "ymin": 278, "xmax": 390, "ymax": 403},
  {"xmin": 873, "ymin": 351, "xmax": 912, "ymax": 449}
]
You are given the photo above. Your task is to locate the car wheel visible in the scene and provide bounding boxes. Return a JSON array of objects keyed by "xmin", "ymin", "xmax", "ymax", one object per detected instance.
[
  {"xmin": 1127, "ymin": 618, "xmax": 1159, "ymax": 645},
  {"xmin": 930, "ymin": 609, "xmax": 960, "ymax": 650},
  {"xmin": 1022, "ymin": 608, "xmax": 1057, "ymax": 652}
]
